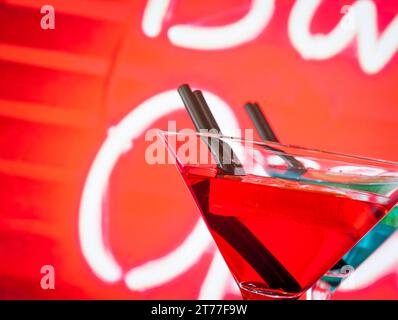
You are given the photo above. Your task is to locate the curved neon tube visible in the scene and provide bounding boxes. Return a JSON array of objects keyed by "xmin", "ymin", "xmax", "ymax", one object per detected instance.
[
  {"xmin": 79, "ymin": 89, "xmax": 240, "ymax": 288},
  {"xmin": 168, "ymin": 0, "xmax": 275, "ymax": 50}
]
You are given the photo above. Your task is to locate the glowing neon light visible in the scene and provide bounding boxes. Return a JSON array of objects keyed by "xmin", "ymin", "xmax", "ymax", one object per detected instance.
[
  {"xmin": 289, "ymin": 0, "xmax": 356, "ymax": 60},
  {"xmin": 142, "ymin": 0, "xmax": 171, "ymax": 37},
  {"xmin": 142, "ymin": 0, "xmax": 398, "ymax": 73},
  {"xmin": 198, "ymin": 251, "xmax": 233, "ymax": 300},
  {"xmin": 289, "ymin": 0, "xmax": 398, "ymax": 74},
  {"xmin": 356, "ymin": 1, "xmax": 398, "ymax": 74},
  {"xmin": 167, "ymin": 0, "xmax": 275, "ymax": 50},
  {"xmin": 125, "ymin": 220, "xmax": 212, "ymax": 291},
  {"xmin": 79, "ymin": 89, "xmax": 240, "ymax": 296}
]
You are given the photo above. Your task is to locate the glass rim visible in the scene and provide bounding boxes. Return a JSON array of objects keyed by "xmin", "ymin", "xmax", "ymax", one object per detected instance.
[{"xmin": 158, "ymin": 130, "xmax": 398, "ymax": 168}]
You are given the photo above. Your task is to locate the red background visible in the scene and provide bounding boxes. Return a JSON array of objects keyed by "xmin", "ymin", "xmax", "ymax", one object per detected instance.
[{"xmin": 0, "ymin": 0, "xmax": 398, "ymax": 299}]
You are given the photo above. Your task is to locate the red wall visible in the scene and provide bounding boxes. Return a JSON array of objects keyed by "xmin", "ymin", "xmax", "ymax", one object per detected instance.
[{"xmin": 1, "ymin": 0, "xmax": 398, "ymax": 299}]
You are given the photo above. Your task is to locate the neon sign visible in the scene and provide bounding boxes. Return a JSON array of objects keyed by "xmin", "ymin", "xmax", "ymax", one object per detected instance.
[{"xmin": 143, "ymin": 0, "xmax": 398, "ymax": 74}]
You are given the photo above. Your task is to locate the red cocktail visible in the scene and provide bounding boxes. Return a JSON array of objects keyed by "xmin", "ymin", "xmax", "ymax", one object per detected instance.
[{"xmin": 160, "ymin": 131, "xmax": 398, "ymax": 300}]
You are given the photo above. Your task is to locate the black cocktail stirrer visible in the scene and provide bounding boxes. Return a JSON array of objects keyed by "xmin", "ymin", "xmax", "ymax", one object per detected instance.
[
  {"xmin": 177, "ymin": 85, "xmax": 237, "ymax": 174},
  {"xmin": 177, "ymin": 84, "xmax": 301, "ymax": 293},
  {"xmin": 193, "ymin": 90, "xmax": 245, "ymax": 175},
  {"xmin": 245, "ymin": 102, "xmax": 279, "ymax": 142},
  {"xmin": 245, "ymin": 102, "xmax": 307, "ymax": 178}
]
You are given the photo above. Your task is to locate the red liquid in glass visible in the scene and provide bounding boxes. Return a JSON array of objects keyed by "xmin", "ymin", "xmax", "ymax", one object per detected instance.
[{"xmin": 182, "ymin": 166, "xmax": 393, "ymax": 299}]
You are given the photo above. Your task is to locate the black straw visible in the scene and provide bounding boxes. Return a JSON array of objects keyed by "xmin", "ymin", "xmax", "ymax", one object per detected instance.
[
  {"xmin": 245, "ymin": 102, "xmax": 279, "ymax": 142},
  {"xmin": 178, "ymin": 84, "xmax": 302, "ymax": 293},
  {"xmin": 177, "ymin": 85, "xmax": 207, "ymax": 133},
  {"xmin": 245, "ymin": 102, "xmax": 307, "ymax": 178},
  {"xmin": 193, "ymin": 90, "xmax": 221, "ymax": 132}
]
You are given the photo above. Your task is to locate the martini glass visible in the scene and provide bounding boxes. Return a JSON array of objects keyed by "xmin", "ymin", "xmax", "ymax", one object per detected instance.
[
  {"xmin": 242, "ymin": 101, "xmax": 398, "ymax": 299},
  {"xmin": 159, "ymin": 130, "xmax": 398, "ymax": 300}
]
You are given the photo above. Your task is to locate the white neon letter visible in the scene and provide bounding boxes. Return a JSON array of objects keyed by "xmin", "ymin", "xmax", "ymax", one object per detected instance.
[
  {"xmin": 79, "ymin": 89, "xmax": 240, "ymax": 287},
  {"xmin": 142, "ymin": 0, "xmax": 172, "ymax": 37},
  {"xmin": 289, "ymin": 0, "xmax": 398, "ymax": 74},
  {"xmin": 289, "ymin": 0, "xmax": 356, "ymax": 60},
  {"xmin": 355, "ymin": 0, "xmax": 398, "ymax": 74},
  {"xmin": 168, "ymin": 0, "xmax": 275, "ymax": 50}
]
